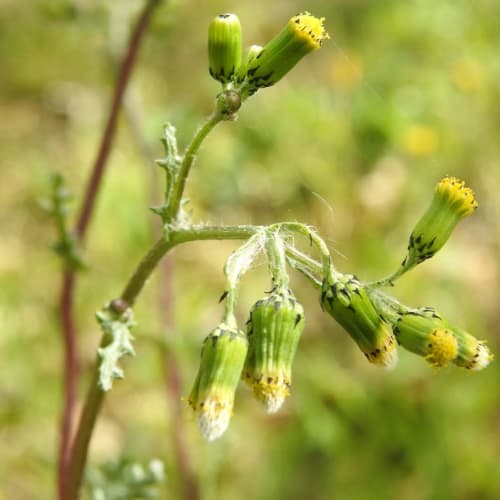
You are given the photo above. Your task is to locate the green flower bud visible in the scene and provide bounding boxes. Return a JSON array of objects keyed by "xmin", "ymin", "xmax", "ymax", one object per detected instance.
[
  {"xmin": 447, "ymin": 326, "xmax": 493, "ymax": 371},
  {"xmin": 188, "ymin": 324, "xmax": 248, "ymax": 441},
  {"xmin": 243, "ymin": 288, "xmax": 305, "ymax": 413},
  {"xmin": 245, "ymin": 12, "xmax": 329, "ymax": 91},
  {"xmin": 208, "ymin": 13, "xmax": 242, "ymax": 84},
  {"xmin": 393, "ymin": 308, "xmax": 458, "ymax": 367},
  {"xmin": 236, "ymin": 44, "xmax": 263, "ymax": 85},
  {"xmin": 321, "ymin": 274, "xmax": 397, "ymax": 368},
  {"xmin": 402, "ymin": 177, "xmax": 478, "ymax": 271}
]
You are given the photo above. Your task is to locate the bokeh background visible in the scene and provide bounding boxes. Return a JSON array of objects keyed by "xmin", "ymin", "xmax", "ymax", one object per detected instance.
[{"xmin": 2, "ymin": 0, "xmax": 500, "ymax": 499}]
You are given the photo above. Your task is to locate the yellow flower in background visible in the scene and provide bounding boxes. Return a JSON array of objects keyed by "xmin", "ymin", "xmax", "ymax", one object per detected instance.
[
  {"xmin": 401, "ymin": 124, "xmax": 438, "ymax": 157},
  {"xmin": 330, "ymin": 52, "xmax": 363, "ymax": 90},
  {"xmin": 452, "ymin": 58, "xmax": 485, "ymax": 93}
]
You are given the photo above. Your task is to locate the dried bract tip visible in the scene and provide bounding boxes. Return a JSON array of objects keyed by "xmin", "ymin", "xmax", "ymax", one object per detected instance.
[
  {"xmin": 196, "ymin": 396, "xmax": 233, "ymax": 442},
  {"xmin": 244, "ymin": 12, "xmax": 329, "ymax": 91},
  {"xmin": 321, "ymin": 274, "xmax": 398, "ymax": 369},
  {"xmin": 208, "ymin": 13, "xmax": 242, "ymax": 84},
  {"xmin": 188, "ymin": 325, "xmax": 248, "ymax": 441},
  {"xmin": 448, "ymin": 326, "xmax": 493, "ymax": 371}
]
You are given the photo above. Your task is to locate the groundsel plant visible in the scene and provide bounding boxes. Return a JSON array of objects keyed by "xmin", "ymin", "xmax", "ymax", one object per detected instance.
[{"xmin": 51, "ymin": 11, "xmax": 492, "ymax": 499}]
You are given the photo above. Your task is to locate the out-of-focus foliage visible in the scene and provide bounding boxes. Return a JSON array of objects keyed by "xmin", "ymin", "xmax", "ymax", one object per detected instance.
[{"xmin": 1, "ymin": 0, "xmax": 500, "ymax": 499}]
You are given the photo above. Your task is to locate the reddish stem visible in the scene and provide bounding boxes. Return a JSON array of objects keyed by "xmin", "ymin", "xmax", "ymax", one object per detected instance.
[
  {"xmin": 58, "ymin": 270, "xmax": 78, "ymax": 499},
  {"xmin": 57, "ymin": 1, "xmax": 161, "ymax": 498}
]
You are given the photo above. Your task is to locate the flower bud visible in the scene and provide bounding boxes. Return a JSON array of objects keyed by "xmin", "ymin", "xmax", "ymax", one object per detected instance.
[
  {"xmin": 237, "ymin": 44, "xmax": 263, "ymax": 84},
  {"xmin": 402, "ymin": 177, "xmax": 478, "ymax": 271},
  {"xmin": 321, "ymin": 274, "xmax": 397, "ymax": 368},
  {"xmin": 188, "ymin": 324, "xmax": 247, "ymax": 441},
  {"xmin": 243, "ymin": 289, "xmax": 305, "ymax": 413},
  {"xmin": 208, "ymin": 13, "xmax": 242, "ymax": 84},
  {"xmin": 393, "ymin": 308, "xmax": 458, "ymax": 367},
  {"xmin": 245, "ymin": 12, "xmax": 329, "ymax": 91}
]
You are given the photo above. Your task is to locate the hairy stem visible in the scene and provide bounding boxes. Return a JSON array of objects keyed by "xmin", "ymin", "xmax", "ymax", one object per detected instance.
[
  {"xmin": 59, "ymin": 1, "xmax": 162, "ymax": 498},
  {"xmin": 165, "ymin": 113, "xmax": 223, "ymax": 221},
  {"xmin": 66, "ymin": 224, "xmax": 260, "ymax": 499}
]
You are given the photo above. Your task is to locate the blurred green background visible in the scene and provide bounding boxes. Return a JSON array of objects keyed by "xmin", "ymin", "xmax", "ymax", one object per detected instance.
[{"xmin": 1, "ymin": 0, "xmax": 500, "ymax": 499}]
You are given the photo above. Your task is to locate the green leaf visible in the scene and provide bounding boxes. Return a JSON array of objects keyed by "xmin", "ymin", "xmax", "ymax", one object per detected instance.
[{"xmin": 96, "ymin": 304, "xmax": 136, "ymax": 391}]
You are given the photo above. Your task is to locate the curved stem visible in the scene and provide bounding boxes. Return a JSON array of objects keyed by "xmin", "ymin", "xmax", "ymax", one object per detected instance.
[
  {"xmin": 66, "ymin": 224, "xmax": 260, "ymax": 499},
  {"xmin": 121, "ymin": 237, "xmax": 175, "ymax": 305},
  {"xmin": 278, "ymin": 222, "xmax": 334, "ymax": 278},
  {"xmin": 165, "ymin": 113, "xmax": 223, "ymax": 221}
]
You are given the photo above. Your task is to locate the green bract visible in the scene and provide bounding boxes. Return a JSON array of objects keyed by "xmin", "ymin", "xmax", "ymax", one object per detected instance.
[
  {"xmin": 321, "ymin": 274, "xmax": 398, "ymax": 368},
  {"xmin": 188, "ymin": 324, "xmax": 248, "ymax": 441},
  {"xmin": 208, "ymin": 13, "xmax": 242, "ymax": 84},
  {"xmin": 243, "ymin": 288, "xmax": 305, "ymax": 413}
]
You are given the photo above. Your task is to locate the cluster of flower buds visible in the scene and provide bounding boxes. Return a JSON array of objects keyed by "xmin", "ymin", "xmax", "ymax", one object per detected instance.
[
  {"xmin": 320, "ymin": 176, "xmax": 492, "ymax": 372},
  {"xmin": 188, "ymin": 286, "xmax": 305, "ymax": 440},
  {"xmin": 207, "ymin": 12, "xmax": 329, "ymax": 96}
]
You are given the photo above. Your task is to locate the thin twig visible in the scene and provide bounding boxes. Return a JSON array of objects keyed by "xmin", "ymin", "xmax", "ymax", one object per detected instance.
[{"xmin": 58, "ymin": 1, "xmax": 162, "ymax": 498}]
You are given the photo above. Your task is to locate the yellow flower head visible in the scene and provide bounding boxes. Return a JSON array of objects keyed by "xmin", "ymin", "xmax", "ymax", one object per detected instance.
[
  {"xmin": 425, "ymin": 328, "xmax": 459, "ymax": 367},
  {"xmin": 435, "ymin": 176, "xmax": 478, "ymax": 217},
  {"xmin": 243, "ymin": 12, "xmax": 329, "ymax": 92},
  {"xmin": 288, "ymin": 12, "xmax": 329, "ymax": 50}
]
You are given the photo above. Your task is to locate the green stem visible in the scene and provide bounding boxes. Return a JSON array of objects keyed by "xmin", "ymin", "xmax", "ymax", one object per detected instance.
[
  {"xmin": 121, "ymin": 237, "xmax": 174, "ymax": 305},
  {"xmin": 286, "ymin": 256, "xmax": 323, "ymax": 289},
  {"xmin": 66, "ymin": 355, "xmax": 105, "ymax": 500},
  {"xmin": 284, "ymin": 244, "xmax": 323, "ymax": 276},
  {"xmin": 265, "ymin": 230, "xmax": 289, "ymax": 289},
  {"xmin": 165, "ymin": 113, "xmax": 223, "ymax": 221},
  {"xmin": 368, "ymin": 266, "xmax": 407, "ymax": 288},
  {"xmin": 66, "ymin": 224, "xmax": 262, "ymax": 499},
  {"xmin": 67, "ymin": 221, "xmax": 324, "ymax": 499},
  {"xmin": 278, "ymin": 222, "xmax": 333, "ymax": 278}
]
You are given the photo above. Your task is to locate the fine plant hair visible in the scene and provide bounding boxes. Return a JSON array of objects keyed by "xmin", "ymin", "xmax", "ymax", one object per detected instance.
[{"xmin": 45, "ymin": 9, "xmax": 492, "ymax": 500}]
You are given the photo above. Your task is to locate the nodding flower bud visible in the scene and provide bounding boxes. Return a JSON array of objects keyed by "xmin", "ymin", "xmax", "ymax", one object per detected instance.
[
  {"xmin": 188, "ymin": 324, "xmax": 248, "ymax": 441},
  {"xmin": 243, "ymin": 288, "xmax": 305, "ymax": 413},
  {"xmin": 393, "ymin": 308, "xmax": 458, "ymax": 367},
  {"xmin": 402, "ymin": 177, "xmax": 478, "ymax": 272},
  {"xmin": 321, "ymin": 274, "xmax": 398, "ymax": 369},
  {"xmin": 447, "ymin": 326, "xmax": 493, "ymax": 371},
  {"xmin": 244, "ymin": 12, "xmax": 329, "ymax": 91},
  {"xmin": 208, "ymin": 13, "xmax": 242, "ymax": 84}
]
